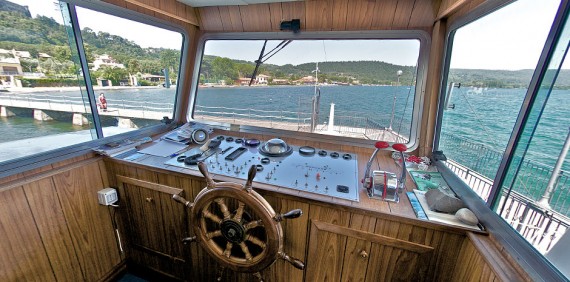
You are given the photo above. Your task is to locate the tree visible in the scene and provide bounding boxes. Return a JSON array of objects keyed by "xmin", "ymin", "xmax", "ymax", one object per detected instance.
[
  {"xmin": 211, "ymin": 57, "xmax": 238, "ymax": 83},
  {"xmin": 159, "ymin": 49, "xmax": 180, "ymax": 75},
  {"xmin": 98, "ymin": 66, "xmax": 129, "ymax": 85}
]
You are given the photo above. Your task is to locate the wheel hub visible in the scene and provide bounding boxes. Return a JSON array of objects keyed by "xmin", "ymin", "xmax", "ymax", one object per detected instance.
[{"xmin": 221, "ymin": 219, "xmax": 246, "ymax": 243}]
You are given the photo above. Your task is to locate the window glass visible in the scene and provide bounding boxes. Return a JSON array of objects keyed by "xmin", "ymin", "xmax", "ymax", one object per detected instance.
[
  {"xmin": 439, "ymin": 0, "xmax": 569, "ymax": 274},
  {"xmin": 439, "ymin": 0, "xmax": 560, "ymax": 201},
  {"xmin": 499, "ymin": 13, "xmax": 569, "ymax": 277},
  {"xmin": 0, "ymin": 0, "xmax": 96, "ymax": 162},
  {"xmin": 193, "ymin": 38, "xmax": 422, "ymax": 144},
  {"xmin": 75, "ymin": 7, "xmax": 183, "ymax": 135}
]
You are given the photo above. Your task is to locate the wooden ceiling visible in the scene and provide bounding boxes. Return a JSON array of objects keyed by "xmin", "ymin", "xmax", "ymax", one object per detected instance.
[
  {"xmin": 197, "ymin": 0, "xmax": 443, "ymax": 32},
  {"xmin": 102, "ymin": 0, "xmax": 481, "ymax": 32}
]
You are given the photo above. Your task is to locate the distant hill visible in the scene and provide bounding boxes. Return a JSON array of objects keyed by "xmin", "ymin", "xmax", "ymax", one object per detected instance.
[
  {"xmin": 0, "ymin": 0, "xmax": 31, "ymax": 17},
  {"xmin": 0, "ymin": 2, "xmax": 568, "ymax": 88},
  {"xmin": 450, "ymin": 69, "xmax": 570, "ymax": 89}
]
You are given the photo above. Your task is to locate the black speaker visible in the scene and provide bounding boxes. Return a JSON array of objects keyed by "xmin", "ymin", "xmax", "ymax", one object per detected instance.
[{"xmin": 280, "ymin": 19, "xmax": 300, "ymax": 33}]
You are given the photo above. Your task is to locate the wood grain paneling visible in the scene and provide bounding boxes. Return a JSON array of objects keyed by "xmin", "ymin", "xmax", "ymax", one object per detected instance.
[
  {"xmin": 305, "ymin": 1, "xmax": 331, "ymax": 30},
  {"xmin": 239, "ymin": 4, "xmax": 273, "ymax": 32},
  {"xmin": 345, "ymin": 0, "xmax": 376, "ymax": 30},
  {"xmin": 23, "ymin": 178, "xmax": 84, "ymax": 281},
  {"xmin": 219, "ymin": 6, "xmax": 244, "ymax": 32},
  {"xmin": 0, "ymin": 187, "xmax": 55, "ymax": 281},
  {"xmin": 198, "ymin": 6, "xmax": 224, "ymax": 31},
  {"xmin": 52, "ymin": 162, "xmax": 122, "ymax": 280}
]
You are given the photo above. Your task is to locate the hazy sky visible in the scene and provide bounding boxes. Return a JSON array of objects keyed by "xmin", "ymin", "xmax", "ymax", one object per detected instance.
[{"xmin": 8, "ymin": 0, "xmax": 568, "ymax": 70}]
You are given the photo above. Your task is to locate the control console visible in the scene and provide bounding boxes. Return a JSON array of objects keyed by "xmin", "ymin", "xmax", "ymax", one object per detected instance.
[{"xmin": 165, "ymin": 136, "xmax": 359, "ymax": 201}]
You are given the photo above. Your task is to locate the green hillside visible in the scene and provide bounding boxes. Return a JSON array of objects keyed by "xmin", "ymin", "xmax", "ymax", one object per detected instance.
[{"xmin": 1, "ymin": 1, "xmax": 568, "ymax": 88}]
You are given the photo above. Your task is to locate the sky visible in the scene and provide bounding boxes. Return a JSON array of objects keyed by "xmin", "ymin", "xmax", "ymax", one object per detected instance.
[{"xmin": 7, "ymin": 0, "xmax": 569, "ymax": 70}]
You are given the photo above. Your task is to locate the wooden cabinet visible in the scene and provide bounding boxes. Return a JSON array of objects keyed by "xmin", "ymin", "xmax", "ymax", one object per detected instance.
[
  {"xmin": 306, "ymin": 220, "xmax": 434, "ymax": 282},
  {"xmin": 117, "ymin": 175, "xmax": 189, "ymax": 279}
]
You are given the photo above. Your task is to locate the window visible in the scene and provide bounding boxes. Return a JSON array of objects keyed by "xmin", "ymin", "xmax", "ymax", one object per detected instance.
[
  {"xmin": 437, "ymin": 0, "xmax": 569, "ymax": 279},
  {"xmin": 0, "ymin": 0, "xmax": 96, "ymax": 162},
  {"xmin": 75, "ymin": 6, "xmax": 183, "ymax": 133},
  {"xmin": 192, "ymin": 34, "xmax": 427, "ymax": 147},
  {"xmin": 0, "ymin": 0, "xmax": 185, "ymax": 164}
]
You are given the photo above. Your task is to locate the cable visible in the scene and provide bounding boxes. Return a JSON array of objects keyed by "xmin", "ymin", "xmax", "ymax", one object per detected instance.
[{"xmin": 395, "ymin": 63, "xmax": 418, "ymax": 144}]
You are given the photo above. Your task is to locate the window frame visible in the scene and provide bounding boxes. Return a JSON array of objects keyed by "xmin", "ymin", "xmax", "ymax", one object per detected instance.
[
  {"xmin": 434, "ymin": 0, "xmax": 570, "ymax": 280},
  {"xmin": 0, "ymin": 0, "xmax": 190, "ymax": 176},
  {"xmin": 188, "ymin": 31, "xmax": 431, "ymax": 150}
]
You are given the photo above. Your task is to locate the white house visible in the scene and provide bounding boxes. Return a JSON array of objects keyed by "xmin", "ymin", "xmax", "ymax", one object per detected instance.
[{"xmin": 92, "ymin": 54, "xmax": 125, "ymax": 71}]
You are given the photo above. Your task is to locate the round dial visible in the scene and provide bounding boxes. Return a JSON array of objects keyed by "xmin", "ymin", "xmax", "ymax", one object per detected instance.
[{"xmin": 192, "ymin": 129, "xmax": 208, "ymax": 144}]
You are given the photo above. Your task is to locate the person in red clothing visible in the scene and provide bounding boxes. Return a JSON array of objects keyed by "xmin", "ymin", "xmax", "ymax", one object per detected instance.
[{"xmin": 98, "ymin": 93, "xmax": 107, "ymax": 111}]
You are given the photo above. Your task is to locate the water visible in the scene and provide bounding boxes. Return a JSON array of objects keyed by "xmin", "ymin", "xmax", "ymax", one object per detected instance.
[{"xmin": 1, "ymin": 86, "xmax": 567, "ymax": 170}]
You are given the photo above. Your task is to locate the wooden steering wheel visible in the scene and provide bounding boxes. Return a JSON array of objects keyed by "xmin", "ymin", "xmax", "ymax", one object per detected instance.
[{"xmin": 173, "ymin": 162, "xmax": 304, "ymax": 281}]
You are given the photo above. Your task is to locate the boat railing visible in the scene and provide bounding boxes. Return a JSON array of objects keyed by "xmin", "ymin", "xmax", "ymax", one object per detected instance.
[
  {"xmin": 440, "ymin": 132, "xmax": 570, "ymax": 216},
  {"xmin": 440, "ymin": 131, "xmax": 570, "ymax": 253},
  {"xmin": 0, "ymin": 92, "xmax": 174, "ymax": 113}
]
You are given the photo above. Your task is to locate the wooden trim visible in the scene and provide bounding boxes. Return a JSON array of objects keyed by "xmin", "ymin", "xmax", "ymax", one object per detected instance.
[
  {"xmin": 311, "ymin": 220, "xmax": 434, "ymax": 254},
  {"xmin": 132, "ymin": 244, "xmax": 186, "ymax": 263},
  {"xmin": 117, "ymin": 175, "xmax": 183, "ymax": 195},
  {"xmin": 98, "ymin": 260, "xmax": 127, "ymax": 282},
  {"xmin": 466, "ymin": 232, "xmax": 526, "ymax": 281},
  {"xmin": 436, "ymin": 0, "xmax": 470, "ymax": 21},
  {"xmin": 123, "ymin": 0, "xmax": 199, "ymax": 26},
  {"xmin": 0, "ymin": 157, "xmax": 103, "ymax": 193}
]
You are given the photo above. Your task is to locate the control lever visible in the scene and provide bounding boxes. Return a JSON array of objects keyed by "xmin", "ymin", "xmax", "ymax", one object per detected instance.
[
  {"xmin": 274, "ymin": 209, "xmax": 303, "ymax": 222},
  {"xmin": 278, "ymin": 252, "xmax": 305, "ymax": 270},
  {"xmin": 392, "ymin": 143, "xmax": 408, "ymax": 192}
]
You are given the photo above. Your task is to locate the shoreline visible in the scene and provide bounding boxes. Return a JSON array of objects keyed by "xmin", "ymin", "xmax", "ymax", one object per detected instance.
[{"xmin": 4, "ymin": 85, "xmax": 165, "ymax": 93}]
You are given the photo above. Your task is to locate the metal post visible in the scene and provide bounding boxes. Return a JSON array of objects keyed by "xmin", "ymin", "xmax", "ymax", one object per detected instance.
[{"xmin": 537, "ymin": 127, "xmax": 570, "ymax": 209}]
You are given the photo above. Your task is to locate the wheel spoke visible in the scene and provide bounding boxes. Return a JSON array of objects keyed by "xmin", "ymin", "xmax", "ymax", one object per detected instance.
[
  {"xmin": 239, "ymin": 242, "xmax": 253, "ymax": 261},
  {"xmin": 223, "ymin": 242, "xmax": 233, "ymax": 258},
  {"xmin": 203, "ymin": 210, "xmax": 223, "ymax": 224},
  {"xmin": 233, "ymin": 201, "xmax": 245, "ymax": 222},
  {"xmin": 215, "ymin": 198, "xmax": 232, "ymax": 219},
  {"xmin": 244, "ymin": 219, "xmax": 264, "ymax": 231},
  {"xmin": 246, "ymin": 234, "xmax": 267, "ymax": 249},
  {"xmin": 206, "ymin": 230, "xmax": 222, "ymax": 239}
]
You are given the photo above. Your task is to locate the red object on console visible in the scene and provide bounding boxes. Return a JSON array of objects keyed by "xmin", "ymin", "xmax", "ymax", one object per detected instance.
[
  {"xmin": 392, "ymin": 143, "xmax": 407, "ymax": 152},
  {"xmin": 375, "ymin": 141, "xmax": 390, "ymax": 149}
]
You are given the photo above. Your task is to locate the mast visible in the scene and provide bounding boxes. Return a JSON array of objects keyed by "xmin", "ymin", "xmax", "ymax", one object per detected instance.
[{"xmin": 310, "ymin": 62, "xmax": 320, "ymax": 132}]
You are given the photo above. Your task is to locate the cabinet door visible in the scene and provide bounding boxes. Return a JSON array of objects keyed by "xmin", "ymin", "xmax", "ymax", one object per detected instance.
[
  {"xmin": 306, "ymin": 220, "xmax": 434, "ymax": 282},
  {"xmin": 118, "ymin": 176, "xmax": 187, "ymax": 259}
]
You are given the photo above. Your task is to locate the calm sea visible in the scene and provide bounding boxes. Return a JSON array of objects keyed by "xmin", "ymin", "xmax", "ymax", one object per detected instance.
[{"xmin": 0, "ymin": 86, "xmax": 568, "ymax": 172}]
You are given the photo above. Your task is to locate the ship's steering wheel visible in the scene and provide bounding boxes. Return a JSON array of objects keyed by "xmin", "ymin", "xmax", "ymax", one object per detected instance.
[{"xmin": 172, "ymin": 162, "xmax": 304, "ymax": 281}]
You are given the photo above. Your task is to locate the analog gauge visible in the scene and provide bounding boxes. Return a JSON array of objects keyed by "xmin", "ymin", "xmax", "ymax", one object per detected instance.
[{"xmin": 191, "ymin": 129, "xmax": 209, "ymax": 144}]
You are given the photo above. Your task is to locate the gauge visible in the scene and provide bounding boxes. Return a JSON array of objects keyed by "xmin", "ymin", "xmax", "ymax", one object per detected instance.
[{"xmin": 191, "ymin": 129, "xmax": 208, "ymax": 144}]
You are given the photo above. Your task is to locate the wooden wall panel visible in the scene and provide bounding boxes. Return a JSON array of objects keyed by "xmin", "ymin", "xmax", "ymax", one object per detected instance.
[
  {"xmin": 392, "ymin": 0, "xmax": 416, "ymax": 29},
  {"xmin": 331, "ymin": 0, "xmax": 349, "ymax": 30},
  {"xmin": 219, "ymin": 6, "xmax": 244, "ymax": 32},
  {"xmin": 370, "ymin": 0, "xmax": 398, "ymax": 29},
  {"xmin": 0, "ymin": 187, "xmax": 55, "ymax": 281},
  {"xmin": 23, "ymin": 178, "xmax": 84, "ymax": 281},
  {"xmin": 52, "ymin": 162, "xmax": 122, "ymax": 280},
  {"xmin": 199, "ymin": 7, "xmax": 224, "ymax": 31},
  {"xmin": 345, "ymin": 0, "xmax": 376, "ymax": 30},
  {"xmin": 239, "ymin": 4, "xmax": 273, "ymax": 31},
  {"xmin": 409, "ymin": 0, "xmax": 438, "ymax": 28},
  {"xmin": 305, "ymin": 0, "xmax": 333, "ymax": 30}
]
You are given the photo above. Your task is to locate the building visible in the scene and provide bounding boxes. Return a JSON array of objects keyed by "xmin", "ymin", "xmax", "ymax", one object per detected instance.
[
  {"xmin": 256, "ymin": 74, "xmax": 270, "ymax": 84},
  {"xmin": 92, "ymin": 54, "xmax": 125, "ymax": 71}
]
